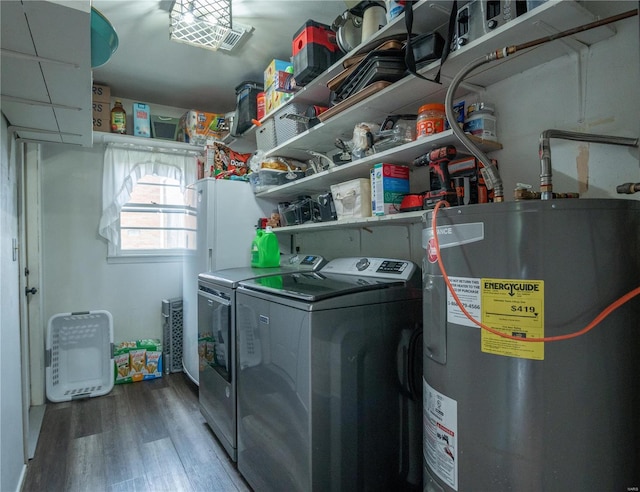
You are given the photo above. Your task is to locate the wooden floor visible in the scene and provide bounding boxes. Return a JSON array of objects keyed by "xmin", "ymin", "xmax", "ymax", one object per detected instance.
[{"xmin": 22, "ymin": 373, "xmax": 250, "ymax": 492}]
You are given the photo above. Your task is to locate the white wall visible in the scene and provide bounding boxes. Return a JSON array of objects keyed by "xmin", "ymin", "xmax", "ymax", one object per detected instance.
[
  {"xmin": 477, "ymin": 16, "xmax": 639, "ymax": 199},
  {"xmin": 39, "ymin": 143, "xmax": 183, "ymax": 344},
  {"xmin": 1, "ymin": 116, "xmax": 26, "ymax": 491}
]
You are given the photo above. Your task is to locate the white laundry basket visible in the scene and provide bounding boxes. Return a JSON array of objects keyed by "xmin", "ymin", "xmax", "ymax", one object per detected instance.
[{"xmin": 45, "ymin": 310, "xmax": 114, "ymax": 402}]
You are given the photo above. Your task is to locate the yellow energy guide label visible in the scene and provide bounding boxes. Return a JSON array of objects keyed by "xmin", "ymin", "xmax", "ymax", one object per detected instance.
[{"xmin": 480, "ymin": 278, "xmax": 545, "ymax": 360}]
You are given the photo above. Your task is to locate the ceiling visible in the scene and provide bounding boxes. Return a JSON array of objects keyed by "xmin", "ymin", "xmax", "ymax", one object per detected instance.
[{"xmin": 91, "ymin": 0, "xmax": 349, "ymax": 114}]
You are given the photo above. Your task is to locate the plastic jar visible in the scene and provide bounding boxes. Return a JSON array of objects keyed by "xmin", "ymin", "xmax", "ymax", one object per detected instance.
[
  {"xmin": 463, "ymin": 102, "xmax": 497, "ymax": 141},
  {"xmin": 386, "ymin": 0, "xmax": 406, "ymax": 21},
  {"xmin": 416, "ymin": 103, "xmax": 446, "ymax": 138}
]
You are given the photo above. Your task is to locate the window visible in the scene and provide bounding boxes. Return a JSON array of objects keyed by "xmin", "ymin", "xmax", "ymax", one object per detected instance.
[
  {"xmin": 117, "ymin": 175, "xmax": 196, "ymax": 255},
  {"xmin": 98, "ymin": 143, "xmax": 199, "ymax": 262}
]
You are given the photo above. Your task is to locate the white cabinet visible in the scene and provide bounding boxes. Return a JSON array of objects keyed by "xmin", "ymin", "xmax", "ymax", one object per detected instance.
[
  {"xmin": 0, "ymin": 1, "xmax": 92, "ymax": 146},
  {"xmin": 250, "ymin": 0, "xmax": 628, "ymax": 233}
]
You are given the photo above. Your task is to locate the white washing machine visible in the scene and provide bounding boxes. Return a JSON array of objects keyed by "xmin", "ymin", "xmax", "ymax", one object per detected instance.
[
  {"xmin": 197, "ymin": 254, "xmax": 326, "ymax": 462},
  {"xmin": 235, "ymin": 257, "xmax": 423, "ymax": 491}
]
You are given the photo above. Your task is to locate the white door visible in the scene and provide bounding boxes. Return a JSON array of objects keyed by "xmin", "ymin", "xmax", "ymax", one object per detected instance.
[{"xmin": 18, "ymin": 142, "xmax": 45, "ymax": 459}]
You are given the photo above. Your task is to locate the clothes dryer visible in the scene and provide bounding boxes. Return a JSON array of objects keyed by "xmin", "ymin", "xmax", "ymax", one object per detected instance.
[{"xmin": 197, "ymin": 254, "xmax": 326, "ymax": 461}]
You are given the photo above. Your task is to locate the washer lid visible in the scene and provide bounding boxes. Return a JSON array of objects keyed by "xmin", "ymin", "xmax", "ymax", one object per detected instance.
[
  {"xmin": 199, "ymin": 254, "xmax": 327, "ymax": 287},
  {"xmin": 237, "ymin": 270, "xmax": 408, "ymax": 302}
]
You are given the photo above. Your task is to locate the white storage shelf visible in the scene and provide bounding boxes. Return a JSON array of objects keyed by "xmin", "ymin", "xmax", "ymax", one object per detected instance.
[
  {"xmin": 275, "ymin": 210, "xmax": 426, "ymax": 233},
  {"xmin": 251, "ymin": 0, "xmax": 627, "ymax": 234},
  {"xmin": 92, "ymin": 131, "xmax": 204, "ymax": 153},
  {"xmin": 262, "ymin": 0, "xmax": 623, "ymax": 160},
  {"xmin": 257, "ymin": 130, "xmax": 501, "ymax": 202}
]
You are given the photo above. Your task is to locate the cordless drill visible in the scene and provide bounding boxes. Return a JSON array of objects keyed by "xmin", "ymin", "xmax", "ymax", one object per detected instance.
[{"xmin": 413, "ymin": 145, "xmax": 457, "ymax": 208}]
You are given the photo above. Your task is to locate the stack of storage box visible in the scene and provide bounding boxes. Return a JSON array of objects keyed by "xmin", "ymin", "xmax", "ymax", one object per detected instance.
[
  {"xmin": 92, "ymin": 83, "xmax": 110, "ymax": 132},
  {"xmin": 263, "ymin": 59, "xmax": 293, "ymax": 115}
]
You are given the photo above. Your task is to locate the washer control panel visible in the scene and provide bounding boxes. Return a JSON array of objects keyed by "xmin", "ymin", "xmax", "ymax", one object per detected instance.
[
  {"xmin": 321, "ymin": 257, "xmax": 415, "ymax": 280},
  {"xmin": 282, "ymin": 254, "xmax": 326, "ymax": 270}
]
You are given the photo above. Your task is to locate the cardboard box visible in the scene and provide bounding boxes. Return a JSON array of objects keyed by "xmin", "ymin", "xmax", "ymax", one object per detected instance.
[
  {"xmin": 133, "ymin": 102, "xmax": 151, "ymax": 138},
  {"xmin": 92, "ymin": 100, "xmax": 109, "ymax": 117},
  {"xmin": 114, "ymin": 339, "xmax": 163, "ymax": 384},
  {"xmin": 178, "ymin": 110, "xmax": 226, "ymax": 145},
  {"xmin": 92, "ymin": 83, "xmax": 111, "ymax": 102},
  {"xmin": 265, "ymin": 86, "xmax": 284, "ymax": 115},
  {"xmin": 93, "ymin": 116, "xmax": 109, "ymax": 132},
  {"xmin": 371, "ymin": 163, "xmax": 410, "ymax": 216},
  {"xmin": 264, "ymin": 59, "xmax": 292, "ymax": 90},
  {"xmin": 375, "ymin": 162, "xmax": 410, "ymax": 180},
  {"xmin": 92, "ymin": 100, "xmax": 110, "ymax": 132},
  {"xmin": 274, "ymin": 70, "xmax": 297, "ymax": 93}
]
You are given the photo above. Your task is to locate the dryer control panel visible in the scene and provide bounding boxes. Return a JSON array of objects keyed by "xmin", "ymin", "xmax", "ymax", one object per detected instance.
[{"xmin": 320, "ymin": 257, "xmax": 416, "ymax": 280}]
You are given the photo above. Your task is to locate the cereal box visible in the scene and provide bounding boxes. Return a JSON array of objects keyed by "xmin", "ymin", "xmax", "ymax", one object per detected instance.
[
  {"xmin": 264, "ymin": 59, "xmax": 292, "ymax": 90},
  {"xmin": 371, "ymin": 163, "xmax": 410, "ymax": 216},
  {"xmin": 114, "ymin": 339, "xmax": 163, "ymax": 384},
  {"xmin": 133, "ymin": 102, "xmax": 151, "ymax": 138}
]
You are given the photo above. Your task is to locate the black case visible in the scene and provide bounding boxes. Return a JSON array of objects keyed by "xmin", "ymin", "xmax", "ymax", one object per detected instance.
[
  {"xmin": 411, "ymin": 32, "xmax": 445, "ymax": 68},
  {"xmin": 232, "ymin": 81, "xmax": 263, "ymax": 136}
]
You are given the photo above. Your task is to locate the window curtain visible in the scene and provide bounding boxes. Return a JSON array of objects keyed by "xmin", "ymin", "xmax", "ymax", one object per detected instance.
[{"xmin": 99, "ymin": 143, "xmax": 198, "ymax": 246}]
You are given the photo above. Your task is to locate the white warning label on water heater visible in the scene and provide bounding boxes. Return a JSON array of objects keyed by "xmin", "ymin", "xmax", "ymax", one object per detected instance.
[
  {"xmin": 424, "ymin": 379, "xmax": 458, "ymax": 490},
  {"xmin": 446, "ymin": 276, "xmax": 481, "ymax": 328}
]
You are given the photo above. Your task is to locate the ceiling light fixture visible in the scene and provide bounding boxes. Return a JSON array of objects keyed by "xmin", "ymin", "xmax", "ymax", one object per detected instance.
[{"xmin": 169, "ymin": 0, "xmax": 251, "ymax": 52}]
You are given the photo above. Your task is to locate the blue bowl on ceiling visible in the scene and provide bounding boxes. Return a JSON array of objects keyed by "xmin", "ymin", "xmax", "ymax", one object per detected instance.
[{"xmin": 91, "ymin": 7, "xmax": 119, "ymax": 68}]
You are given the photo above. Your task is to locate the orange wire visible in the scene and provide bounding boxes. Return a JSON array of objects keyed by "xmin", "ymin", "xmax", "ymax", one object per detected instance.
[{"xmin": 431, "ymin": 200, "xmax": 640, "ymax": 342}]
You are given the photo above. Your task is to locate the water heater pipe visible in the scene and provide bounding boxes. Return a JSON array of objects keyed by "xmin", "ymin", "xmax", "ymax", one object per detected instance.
[
  {"xmin": 617, "ymin": 182, "xmax": 640, "ymax": 194},
  {"xmin": 444, "ymin": 8, "xmax": 638, "ymax": 203},
  {"xmin": 539, "ymin": 130, "xmax": 638, "ymax": 199}
]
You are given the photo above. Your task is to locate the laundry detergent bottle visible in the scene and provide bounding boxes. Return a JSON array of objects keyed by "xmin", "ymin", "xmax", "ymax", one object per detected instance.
[
  {"xmin": 250, "ymin": 229, "xmax": 264, "ymax": 267},
  {"xmin": 258, "ymin": 226, "xmax": 280, "ymax": 267}
]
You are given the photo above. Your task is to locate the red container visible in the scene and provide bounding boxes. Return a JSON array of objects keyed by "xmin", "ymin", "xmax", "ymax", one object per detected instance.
[
  {"xmin": 292, "ymin": 20, "xmax": 340, "ymax": 86},
  {"xmin": 256, "ymin": 92, "xmax": 266, "ymax": 120}
]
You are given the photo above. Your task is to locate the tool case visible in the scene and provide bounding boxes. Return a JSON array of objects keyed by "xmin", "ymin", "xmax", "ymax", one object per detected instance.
[{"xmin": 292, "ymin": 20, "xmax": 340, "ymax": 86}]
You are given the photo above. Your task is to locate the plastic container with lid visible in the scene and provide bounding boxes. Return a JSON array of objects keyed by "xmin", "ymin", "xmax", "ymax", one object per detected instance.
[
  {"xmin": 416, "ymin": 103, "xmax": 445, "ymax": 138},
  {"xmin": 463, "ymin": 102, "xmax": 497, "ymax": 142},
  {"xmin": 233, "ymin": 81, "xmax": 263, "ymax": 136}
]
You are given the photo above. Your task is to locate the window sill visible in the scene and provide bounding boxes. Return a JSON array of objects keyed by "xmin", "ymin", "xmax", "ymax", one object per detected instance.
[{"xmin": 107, "ymin": 254, "xmax": 187, "ymax": 264}]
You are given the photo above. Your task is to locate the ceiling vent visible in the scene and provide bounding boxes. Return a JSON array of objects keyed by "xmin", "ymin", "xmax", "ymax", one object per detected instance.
[
  {"xmin": 219, "ymin": 23, "xmax": 253, "ymax": 51},
  {"xmin": 169, "ymin": 0, "xmax": 252, "ymax": 52}
]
